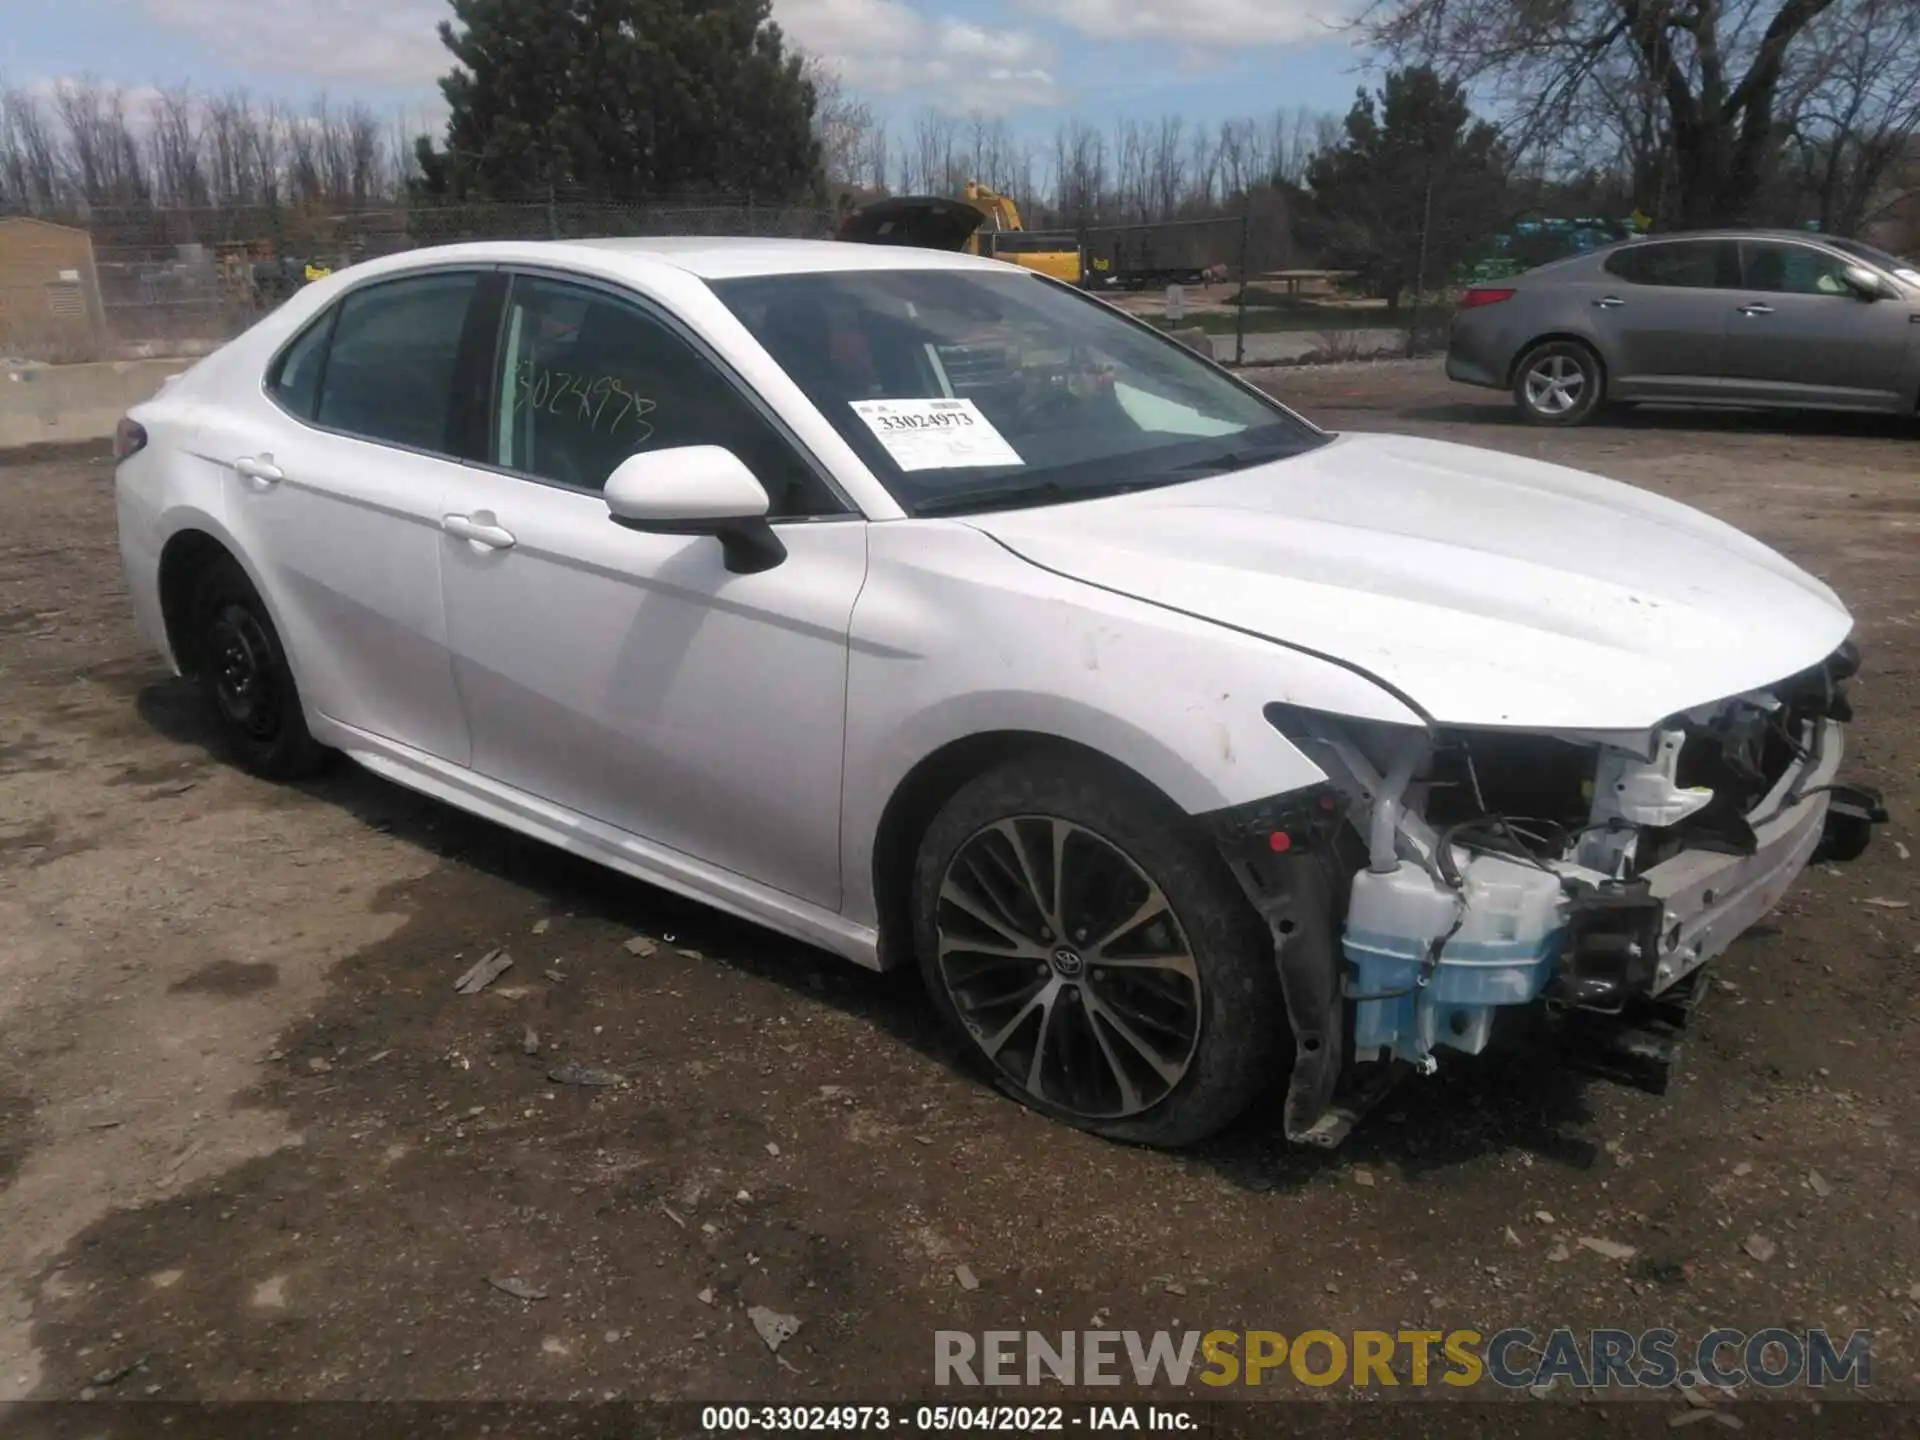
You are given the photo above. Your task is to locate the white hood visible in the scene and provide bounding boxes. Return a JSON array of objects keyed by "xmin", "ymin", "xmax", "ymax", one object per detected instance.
[{"xmin": 968, "ymin": 432, "xmax": 1852, "ymax": 732}]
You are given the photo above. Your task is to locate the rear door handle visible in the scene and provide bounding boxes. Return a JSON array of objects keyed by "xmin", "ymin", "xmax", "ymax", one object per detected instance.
[
  {"xmin": 1737, "ymin": 302, "xmax": 1775, "ymax": 316},
  {"xmin": 442, "ymin": 513, "xmax": 517, "ymax": 550},
  {"xmin": 1592, "ymin": 295, "xmax": 1625, "ymax": 308},
  {"xmin": 234, "ymin": 455, "xmax": 284, "ymax": 485}
]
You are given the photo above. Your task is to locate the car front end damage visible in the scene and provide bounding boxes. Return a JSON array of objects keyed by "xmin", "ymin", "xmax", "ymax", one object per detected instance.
[{"xmin": 1205, "ymin": 641, "xmax": 1885, "ymax": 1146}]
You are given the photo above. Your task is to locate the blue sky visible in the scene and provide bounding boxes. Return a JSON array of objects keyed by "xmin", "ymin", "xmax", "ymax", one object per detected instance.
[{"xmin": 2, "ymin": 0, "xmax": 1379, "ymax": 143}]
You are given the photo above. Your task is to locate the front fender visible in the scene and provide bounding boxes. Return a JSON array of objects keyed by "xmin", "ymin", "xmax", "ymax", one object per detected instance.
[{"xmin": 839, "ymin": 522, "xmax": 1422, "ymax": 931}]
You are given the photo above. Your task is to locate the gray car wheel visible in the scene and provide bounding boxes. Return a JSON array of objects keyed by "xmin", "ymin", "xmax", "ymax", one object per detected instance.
[
  {"xmin": 911, "ymin": 752, "xmax": 1283, "ymax": 1148},
  {"xmin": 1512, "ymin": 340, "xmax": 1604, "ymax": 426}
]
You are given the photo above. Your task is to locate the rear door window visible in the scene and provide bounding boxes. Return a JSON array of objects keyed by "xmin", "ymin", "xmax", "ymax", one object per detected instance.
[
  {"xmin": 313, "ymin": 272, "xmax": 482, "ymax": 454},
  {"xmin": 1602, "ymin": 241, "xmax": 1737, "ymax": 289}
]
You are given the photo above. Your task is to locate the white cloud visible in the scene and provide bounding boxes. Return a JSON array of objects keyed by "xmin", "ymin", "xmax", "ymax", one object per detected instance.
[
  {"xmin": 1022, "ymin": 0, "xmax": 1351, "ymax": 48},
  {"xmin": 126, "ymin": 0, "xmax": 1058, "ymax": 113},
  {"xmin": 775, "ymin": 0, "xmax": 1061, "ymax": 111},
  {"xmin": 138, "ymin": 0, "xmax": 455, "ymax": 87}
]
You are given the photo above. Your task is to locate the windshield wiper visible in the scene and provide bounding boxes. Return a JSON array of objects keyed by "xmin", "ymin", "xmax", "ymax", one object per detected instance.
[
  {"xmin": 912, "ymin": 477, "xmax": 1164, "ymax": 518},
  {"xmin": 1171, "ymin": 444, "xmax": 1300, "ymax": 476}
]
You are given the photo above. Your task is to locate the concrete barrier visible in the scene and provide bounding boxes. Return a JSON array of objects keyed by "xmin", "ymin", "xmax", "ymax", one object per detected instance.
[{"xmin": 1, "ymin": 358, "xmax": 195, "ymax": 451}]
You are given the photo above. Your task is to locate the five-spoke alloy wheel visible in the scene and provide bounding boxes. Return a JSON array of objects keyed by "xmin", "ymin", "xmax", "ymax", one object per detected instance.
[
  {"xmin": 1512, "ymin": 339, "xmax": 1604, "ymax": 427},
  {"xmin": 912, "ymin": 753, "xmax": 1283, "ymax": 1147}
]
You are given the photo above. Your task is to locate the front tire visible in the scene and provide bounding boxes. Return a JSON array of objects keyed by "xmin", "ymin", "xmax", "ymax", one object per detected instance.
[
  {"xmin": 1512, "ymin": 339, "xmax": 1604, "ymax": 426},
  {"xmin": 911, "ymin": 754, "xmax": 1283, "ymax": 1148},
  {"xmin": 190, "ymin": 557, "xmax": 327, "ymax": 781}
]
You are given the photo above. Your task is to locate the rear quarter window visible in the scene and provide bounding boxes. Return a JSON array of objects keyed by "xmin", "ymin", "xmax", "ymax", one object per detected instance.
[{"xmin": 268, "ymin": 310, "xmax": 333, "ymax": 420}]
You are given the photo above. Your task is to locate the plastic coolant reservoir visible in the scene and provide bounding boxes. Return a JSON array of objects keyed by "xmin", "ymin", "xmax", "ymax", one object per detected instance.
[{"xmin": 1343, "ymin": 855, "xmax": 1567, "ymax": 1063}]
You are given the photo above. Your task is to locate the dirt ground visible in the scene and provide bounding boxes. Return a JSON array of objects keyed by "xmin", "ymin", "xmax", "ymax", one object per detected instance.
[{"xmin": 0, "ymin": 363, "xmax": 1915, "ymax": 1424}]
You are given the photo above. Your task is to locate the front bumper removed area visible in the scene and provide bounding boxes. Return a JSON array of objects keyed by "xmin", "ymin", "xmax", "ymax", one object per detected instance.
[
  {"xmin": 1553, "ymin": 718, "xmax": 1866, "ymax": 1009},
  {"xmin": 1207, "ymin": 674, "xmax": 1885, "ymax": 1147}
]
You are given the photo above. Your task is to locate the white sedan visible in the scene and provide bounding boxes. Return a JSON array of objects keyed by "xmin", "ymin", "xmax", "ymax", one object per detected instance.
[{"xmin": 113, "ymin": 238, "xmax": 1883, "ymax": 1148}]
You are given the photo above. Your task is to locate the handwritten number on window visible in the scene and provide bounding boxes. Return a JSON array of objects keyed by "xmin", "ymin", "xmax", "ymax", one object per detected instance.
[{"xmin": 511, "ymin": 360, "xmax": 656, "ymax": 444}]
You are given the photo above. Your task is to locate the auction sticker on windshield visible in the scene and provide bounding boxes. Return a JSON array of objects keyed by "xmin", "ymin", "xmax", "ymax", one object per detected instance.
[{"xmin": 850, "ymin": 398, "xmax": 1024, "ymax": 471}]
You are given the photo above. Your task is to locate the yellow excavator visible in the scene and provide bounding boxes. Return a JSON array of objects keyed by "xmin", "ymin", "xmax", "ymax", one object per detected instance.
[{"xmin": 835, "ymin": 180, "xmax": 1083, "ymax": 284}]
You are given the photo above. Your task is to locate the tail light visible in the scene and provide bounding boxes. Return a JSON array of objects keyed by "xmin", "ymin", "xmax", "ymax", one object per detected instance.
[
  {"xmin": 114, "ymin": 417, "xmax": 147, "ymax": 461},
  {"xmin": 1459, "ymin": 287, "xmax": 1516, "ymax": 310}
]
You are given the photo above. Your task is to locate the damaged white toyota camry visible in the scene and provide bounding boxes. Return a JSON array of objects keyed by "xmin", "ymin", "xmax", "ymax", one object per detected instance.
[{"xmin": 113, "ymin": 239, "xmax": 1886, "ymax": 1148}]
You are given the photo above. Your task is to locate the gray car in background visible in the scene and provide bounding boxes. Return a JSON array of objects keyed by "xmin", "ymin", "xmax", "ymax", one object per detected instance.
[{"xmin": 1446, "ymin": 230, "xmax": 1920, "ymax": 426}]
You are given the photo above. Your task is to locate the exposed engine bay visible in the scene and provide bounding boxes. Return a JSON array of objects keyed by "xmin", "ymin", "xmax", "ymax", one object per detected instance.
[{"xmin": 1207, "ymin": 641, "xmax": 1885, "ymax": 1147}]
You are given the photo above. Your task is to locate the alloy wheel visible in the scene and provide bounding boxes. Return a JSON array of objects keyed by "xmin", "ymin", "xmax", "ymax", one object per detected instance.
[
  {"xmin": 1522, "ymin": 353, "xmax": 1587, "ymax": 415},
  {"xmin": 933, "ymin": 815, "xmax": 1202, "ymax": 1119}
]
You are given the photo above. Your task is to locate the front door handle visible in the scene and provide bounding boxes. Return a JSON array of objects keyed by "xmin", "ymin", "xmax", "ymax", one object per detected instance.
[
  {"xmin": 234, "ymin": 454, "xmax": 284, "ymax": 485},
  {"xmin": 442, "ymin": 513, "xmax": 517, "ymax": 551},
  {"xmin": 1592, "ymin": 295, "xmax": 1625, "ymax": 308},
  {"xmin": 1737, "ymin": 302, "xmax": 1775, "ymax": 317}
]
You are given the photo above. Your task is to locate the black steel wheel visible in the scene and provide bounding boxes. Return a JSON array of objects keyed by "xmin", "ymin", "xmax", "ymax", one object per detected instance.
[
  {"xmin": 191, "ymin": 557, "xmax": 326, "ymax": 780},
  {"xmin": 912, "ymin": 753, "xmax": 1283, "ymax": 1147}
]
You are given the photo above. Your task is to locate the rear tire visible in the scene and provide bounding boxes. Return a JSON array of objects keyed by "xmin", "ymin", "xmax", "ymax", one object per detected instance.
[
  {"xmin": 1512, "ymin": 339, "xmax": 1604, "ymax": 426},
  {"xmin": 190, "ymin": 557, "xmax": 327, "ymax": 781},
  {"xmin": 911, "ymin": 753, "xmax": 1283, "ymax": 1148}
]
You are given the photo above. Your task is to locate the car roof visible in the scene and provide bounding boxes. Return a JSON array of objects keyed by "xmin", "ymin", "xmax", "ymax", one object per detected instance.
[
  {"xmin": 428, "ymin": 235, "xmax": 1006, "ymax": 281},
  {"xmin": 1602, "ymin": 228, "xmax": 1856, "ymax": 248}
]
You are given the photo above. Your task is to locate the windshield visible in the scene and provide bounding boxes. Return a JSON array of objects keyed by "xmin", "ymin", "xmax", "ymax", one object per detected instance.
[{"xmin": 709, "ymin": 268, "xmax": 1329, "ymax": 516}]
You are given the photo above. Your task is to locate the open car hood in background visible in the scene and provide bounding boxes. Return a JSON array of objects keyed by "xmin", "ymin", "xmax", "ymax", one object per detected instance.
[{"xmin": 835, "ymin": 196, "xmax": 987, "ymax": 251}]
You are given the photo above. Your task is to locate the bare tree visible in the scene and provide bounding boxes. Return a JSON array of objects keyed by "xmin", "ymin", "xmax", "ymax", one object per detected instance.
[
  {"xmin": 0, "ymin": 84, "xmax": 63, "ymax": 210},
  {"xmin": 254, "ymin": 103, "xmax": 288, "ymax": 207},
  {"xmin": 205, "ymin": 91, "xmax": 256, "ymax": 204},
  {"xmin": 859, "ymin": 118, "xmax": 890, "ymax": 192},
  {"xmin": 1182, "ymin": 120, "xmax": 1219, "ymax": 211},
  {"xmin": 1270, "ymin": 105, "xmax": 1335, "ymax": 186},
  {"xmin": 148, "ymin": 86, "xmax": 210, "ymax": 207},
  {"xmin": 387, "ymin": 110, "xmax": 427, "ymax": 195},
  {"xmin": 904, "ymin": 111, "xmax": 960, "ymax": 195},
  {"xmin": 1779, "ymin": 0, "xmax": 1920, "ymax": 230},
  {"xmin": 52, "ymin": 78, "xmax": 150, "ymax": 206},
  {"xmin": 1145, "ymin": 114, "xmax": 1187, "ymax": 218},
  {"xmin": 804, "ymin": 59, "xmax": 877, "ymax": 190},
  {"xmin": 1050, "ymin": 118, "xmax": 1107, "ymax": 223},
  {"xmin": 1359, "ymin": 0, "xmax": 1890, "ymax": 227},
  {"xmin": 286, "ymin": 103, "xmax": 323, "ymax": 205},
  {"xmin": 1213, "ymin": 117, "xmax": 1256, "ymax": 198},
  {"xmin": 1113, "ymin": 118, "xmax": 1149, "ymax": 221}
]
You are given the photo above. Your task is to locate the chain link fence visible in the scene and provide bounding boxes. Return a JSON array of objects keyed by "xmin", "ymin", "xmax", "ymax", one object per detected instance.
[
  {"xmin": 2, "ymin": 198, "xmax": 834, "ymax": 363},
  {"xmin": 1073, "ymin": 210, "xmax": 1423, "ymax": 367}
]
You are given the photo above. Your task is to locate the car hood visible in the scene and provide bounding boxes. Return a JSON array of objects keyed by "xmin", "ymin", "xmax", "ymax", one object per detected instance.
[{"xmin": 966, "ymin": 432, "xmax": 1852, "ymax": 732}]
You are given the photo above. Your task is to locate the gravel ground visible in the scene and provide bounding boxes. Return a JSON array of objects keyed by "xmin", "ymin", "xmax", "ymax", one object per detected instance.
[{"xmin": 0, "ymin": 362, "xmax": 1914, "ymax": 1427}]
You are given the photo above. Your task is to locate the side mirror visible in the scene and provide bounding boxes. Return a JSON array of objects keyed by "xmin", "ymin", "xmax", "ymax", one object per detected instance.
[
  {"xmin": 1840, "ymin": 265, "xmax": 1889, "ymax": 300},
  {"xmin": 603, "ymin": 445, "xmax": 786, "ymax": 575}
]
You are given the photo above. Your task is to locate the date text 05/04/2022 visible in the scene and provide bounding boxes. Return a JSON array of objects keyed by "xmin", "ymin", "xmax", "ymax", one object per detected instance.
[{"xmin": 699, "ymin": 1404, "xmax": 1194, "ymax": 1432}]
